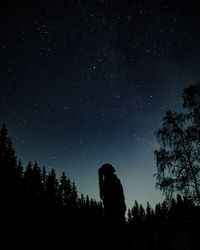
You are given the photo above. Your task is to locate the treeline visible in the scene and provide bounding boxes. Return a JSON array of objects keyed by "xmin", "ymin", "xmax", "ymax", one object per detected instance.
[
  {"xmin": 127, "ymin": 195, "xmax": 200, "ymax": 228},
  {"xmin": 0, "ymin": 123, "xmax": 104, "ymax": 247},
  {"xmin": 0, "ymin": 123, "xmax": 103, "ymax": 214}
]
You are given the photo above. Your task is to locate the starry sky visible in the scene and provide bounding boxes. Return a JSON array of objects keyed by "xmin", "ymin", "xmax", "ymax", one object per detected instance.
[{"xmin": 1, "ymin": 0, "xmax": 200, "ymax": 210}]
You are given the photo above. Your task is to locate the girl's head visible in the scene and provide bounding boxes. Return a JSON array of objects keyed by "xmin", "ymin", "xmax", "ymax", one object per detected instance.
[{"xmin": 99, "ymin": 163, "xmax": 116, "ymax": 199}]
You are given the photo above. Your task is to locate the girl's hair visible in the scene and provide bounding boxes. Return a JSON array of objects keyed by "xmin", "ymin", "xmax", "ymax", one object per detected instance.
[
  {"xmin": 98, "ymin": 167, "xmax": 104, "ymax": 200},
  {"xmin": 98, "ymin": 163, "xmax": 115, "ymax": 200}
]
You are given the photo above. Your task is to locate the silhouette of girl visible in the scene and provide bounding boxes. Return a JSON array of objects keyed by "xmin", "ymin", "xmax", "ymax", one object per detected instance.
[{"xmin": 98, "ymin": 163, "xmax": 126, "ymax": 226}]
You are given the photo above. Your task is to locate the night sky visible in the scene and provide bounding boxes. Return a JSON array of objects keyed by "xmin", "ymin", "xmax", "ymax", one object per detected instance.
[{"xmin": 1, "ymin": 0, "xmax": 200, "ymax": 210}]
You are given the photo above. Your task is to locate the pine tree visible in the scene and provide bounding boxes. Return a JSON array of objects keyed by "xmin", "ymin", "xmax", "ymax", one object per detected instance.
[
  {"xmin": 139, "ymin": 204, "xmax": 145, "ymax": 223},
  {"xmin": 31, "ymin": 161, "xmax": 43, "ymax": 208},
  {"xmin": 176, "ymin": 194, "xmax": 185, "ymax": 219},
  {"xmin": 70, "ymin": 181, "xmax": 78, "ymax": 208},
  {"xmin": 44, "ymin": 168, "xmax": 61, "ymax": 211},
  {"xmin": 41, "ymin": 166, "xmax": 47, "ymax": 184},
  {"xmin": 127, "ymin": 209, "xmax": 132, "ymax": 225},
  {"xmin": 169, "ymin": 198, "xmax": 177, "ymax": 220},
  {"xmin": 78, "ymin": 193, "xmax": 85, "ymax": 208},
  {"xmin": 16, "ymin": 159, "xmax": 23, "ymax": 187},
  {"xmin": 22, "ymin": 162, "xmax": 34, "ymax": 208},
  {"xmin": 0, "ymin": 124, "xmax": 17, "ymax": 187},
  {"xmin": 145, "ymin": 202, "xmax": 154, "ymax": 223},
  {"xmin": 161, "ymin": 200, "xmax": 168, "ymax": 221},
  {"xmin": 155, "ymin": 203, "xmax": 162, "ymax": 222},
  {"xmin": 131, "ymin": 200, "xmax": 140, "ymax": 224},
  {"xmin": 0, "ymin": 124, "xmax": 21, "ymax": 214},
  {"xmin": 45, "ymin": 169, "xmax": 58, "ymax": 197},
  {"xmin": 22, "ymin": 162, "xmax": 33, "ymax": 191},
  {"xmin": 59, "ymin": 171, "xmax": 72, "ymax": 208}
]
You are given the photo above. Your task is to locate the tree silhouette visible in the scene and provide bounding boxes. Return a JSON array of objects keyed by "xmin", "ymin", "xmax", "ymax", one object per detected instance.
[
  {"xmin": 0, "ymin": 124, "xmax": 17, "ymax": 183},
  {"xmin": 16, "ymin": 159, "xmax": 23, "ymax": 186},
  {"xmin": 145, "ymin": 201, "xmax": 154, "ymax": 223},
  {"xmin": 128, "ymin": 201, "xmax": 146, "ymax": 226},
  {"xmin": 0, "ymin": 124, "xmax": 16, "ymax": 168},
  {"xmin": 130, "ymin": 200, "xmax": 140, "ymax": 224},
  {"xmin": 21, "ymin": 161, "xmax": 44, "ymax": 210},
  {"xmin": 139, "ymin": 204, "xmax": 145, "ymax": 223},
  {"xmin": 155, "ymin": 202, "xmax": 163, "ymax": 222},
  {"xmin": 44, "ymin": 168, "xmax": 61, "ymax": 211},
  {"xmin": 0, "ymin": 123, "xmax": 20, "ymax": 213},
  {"xmin": 154, "ymin": 81, "xmax": 200, "ymax": 204}
]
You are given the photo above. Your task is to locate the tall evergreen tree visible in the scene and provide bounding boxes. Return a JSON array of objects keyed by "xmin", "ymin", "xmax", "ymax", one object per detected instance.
[
  {"xmin": 139, "ymin": 204, "xmax": 145, "ymax": 223},
  {"xmin": 0, "ymin": 124, "xmax": 20, "ymax": 211},
  {"xmin": 131, "ymin": 200, "xmax": 140, "ymax": 224},
  {"xmin": 0, "ymin": 124, "xmax": 17, "ymax": 182},
  {"xmin": 58, "ymin": 171, "xmax": 72, "ymax": 208},
  {"xmin": 161, "ymin": 200, "xmax": 168, "ymax": 220},
  {"xmin": 70, "ymin": 181, "xmax": 78, "ymax": 209},
  {"xmin": 145, "ymin": 202, "xmax": 154, "ymax": 223},
  {"xmin": 16, "ymin": 159, "xmax": 23, "ymax": 187},
  {"xmin": 155, "ymin": 203, "xmax": 162, "ymax": 222},
  {"xmin": 45, "ymin": 168, "xmax": 59, "ymax": 208},
  {"xmin": 127, "ymin": 209, "xmax": 132, "ymax": 225},
  {"xmin": 169, "ymin": 198, "xmax": 177, "ymax": 220},
  {"xmin": 41, "ymin": 166, "xmax": 47, "ymax": 184}
]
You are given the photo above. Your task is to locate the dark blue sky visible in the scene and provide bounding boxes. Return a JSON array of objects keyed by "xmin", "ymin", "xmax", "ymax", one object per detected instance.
[{"xmin": 1, "ymin": 0, "xmax": 200, "ymax": 210}]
